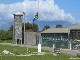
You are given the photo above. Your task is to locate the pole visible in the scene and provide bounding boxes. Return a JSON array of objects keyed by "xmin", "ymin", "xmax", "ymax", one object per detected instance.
[
  {"xmin": 37, "ymin": 0, "xmax": 41, "ymax": 53},
  {"xmin": 38, "ymin": 0, "xmax": 40, "ymax": 43},
  {"xmin": 38, "ymin": 0, "xmax": 39, "ymax": 11},
  {"xmin": 13, "ymin": 16, "xmax": 15, "ymax": 44},
  {"xmin": 70, "ymin": 40, "xmax": 71, "ymax": 50},
  {"xmin": 38, "ymin": 0, "xmax": 39, "ymax": 19},
  {"xmin": 23, "ymin": 12, "xmax": 25, "ymax": 44}
]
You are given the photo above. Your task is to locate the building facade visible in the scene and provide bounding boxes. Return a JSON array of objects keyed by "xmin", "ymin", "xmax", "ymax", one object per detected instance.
[
  {"xmin": 41, "ymin": 25, "xmax": 80, "ymax": 49},
  {"xmin": 41, "ymin": 28, "xmax": 70, "ymax": 48},
  {"xmin": 69, "ymin": 25, "xmax": 80, "ymax": 50}
]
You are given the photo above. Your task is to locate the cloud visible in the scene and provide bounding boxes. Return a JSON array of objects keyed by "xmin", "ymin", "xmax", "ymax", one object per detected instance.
[
  {"xmin": 0, "ymin": 0, "xmax": 77, "ymax": 27},
  {"xmin": 39, "ymin": 0, "xmax": 75, "ymax": 23}
]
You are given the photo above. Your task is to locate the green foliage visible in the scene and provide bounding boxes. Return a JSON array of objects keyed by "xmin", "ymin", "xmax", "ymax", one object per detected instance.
[
  {"xmin": 42, "ymin": 25, "xmax": 50, "ymax": 31},
  {"xmin": 23, "ymin": 22, "xmax": 39, "ymax": 32},
  {"xmin": 0, "ymin": 29, "xmax": 12, "ymax": 40},
  {"xmin": 8, "ymin": 25, "xmax": 13, "ymax": 32},
  {"xmin": 32, "ymin": 23, "xmax": 39, "ymax": 32},
  {"xmin": 77, "ymin": 54, "xmax": 80, "ymax": 58},
  {"xmin": 25, "ymin": 22, "xmax": 32, "ymax": 30},
  {"xmin": 0, "ymin": 40, "xmax": 12, "ymax": 43},
  {"xmin": 56, "ymin": 24, "xmax": 63, "ymax": 28}
]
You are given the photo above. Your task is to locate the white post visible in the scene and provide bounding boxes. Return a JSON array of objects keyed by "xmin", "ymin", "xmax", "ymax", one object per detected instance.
[
  {"xmin": 27, "ymin": 47, "xmax": 28, "ymax": 51},
  {"xmin": 70, "ymin": 40, "xmax": 71, "ymax": 50},
  {"xmin": 53, "ymin": 44, "xmax": 55, "ymax": 49},
  {"xmin": 38, "ymin": 44, "xmax": 41, "ymax": 53},
  {"xmin": 53, "ymin": 44, "xmax": 55, "ymax": 52},
  {"xmin": 38, "ymin": 36, "xmax": 42, "ymax": 53}
]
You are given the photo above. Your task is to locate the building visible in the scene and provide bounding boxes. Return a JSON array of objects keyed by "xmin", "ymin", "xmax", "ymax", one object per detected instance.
[
  {"xmin": 41, "ymin": 28, "xmax": 70, "ymax": 48},
  {"xmin": 41, "ymin": 25, "xmax": 80, "ymax": 49},
  {"xmin": 69, "ymin": 25, "xmax": 80, "ymax": 50}
]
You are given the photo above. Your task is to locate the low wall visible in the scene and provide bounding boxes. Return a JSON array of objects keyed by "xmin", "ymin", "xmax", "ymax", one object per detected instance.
[{"xmin": 24, "ymin": 32, "xmax": 41, "ymax": 45}]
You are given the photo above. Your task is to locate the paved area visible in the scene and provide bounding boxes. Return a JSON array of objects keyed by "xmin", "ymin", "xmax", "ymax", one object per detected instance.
[
  {"xmin": 61, "ymin": 49, "xmax": 80, "ymax": 56},
  {"xmin": 0, "ymin": 43, "xmax": 80, "ymax": 56}
]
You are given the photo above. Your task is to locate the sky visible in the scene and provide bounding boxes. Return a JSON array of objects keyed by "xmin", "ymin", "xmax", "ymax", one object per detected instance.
[
  {"xmin": 55, "ymin": 0, "xmax": 80, "ymax": 20},
  {"xmin": 0, "ymin": 0, "xmax": 80, "ymax": 30}
]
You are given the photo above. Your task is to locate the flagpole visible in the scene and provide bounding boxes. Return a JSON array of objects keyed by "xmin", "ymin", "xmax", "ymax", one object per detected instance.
[
  {"xmin": 37, "ymin": 0, "xmax": 41, "ymax": 53},
  {"xmin": 38, "ymin": 0, "xmax": 39, "ymax": 19},
  {"xmin": 38, "ymin": 0, "xmax": 39, "ymax": 43},
  {"xmin": 38, "ymin": 0, "xmax": 40, "ymax": 44}
]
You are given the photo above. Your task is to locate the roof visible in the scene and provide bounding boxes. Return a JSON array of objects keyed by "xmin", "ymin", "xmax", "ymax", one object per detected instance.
[
  {"xmin": 13, "ymin": 12, "xmax": 24, "ymax": 16},
  {"xmin": 41, "ymin": 28, "xmax": 70, "ymax": 33},
  {"xmin": 69, "ymin": 24, "xmax": 80, "ymax": 30}
]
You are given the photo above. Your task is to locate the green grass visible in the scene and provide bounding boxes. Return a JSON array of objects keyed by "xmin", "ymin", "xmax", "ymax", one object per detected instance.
[
  {"xmin": 0, "ymin": 40, "xmax": 12, "ymax": 43},
  {"xmin": 0, "ymin": 54, "xmax": 70, "ymax": 60},
  {"xmin": 0, "ymin": 44, "xmax": 71, "ymax": 60},
  {"xmin": 0, "ymin": 44, "xmax": 50, "ymax": 55}
]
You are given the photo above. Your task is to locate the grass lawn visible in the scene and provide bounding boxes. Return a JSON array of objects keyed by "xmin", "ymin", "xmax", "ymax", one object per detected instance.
[
  {"xmin": 0, "ymin": 54, "xmax": 70, "ymax": 60},
  {"xmin": 0, "ymin": 44, "xmax": 71, "ymax": 60},
  {"xmin": 0, "ymin": 40, "xmax": 12, "ymax": 43}
]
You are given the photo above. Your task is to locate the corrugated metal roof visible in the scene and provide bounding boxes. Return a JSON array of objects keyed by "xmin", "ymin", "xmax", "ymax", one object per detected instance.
[
  {"xmin": 41, "ymin": 28, "xmax": 70, "ymax": 33},
  {"xmin": 69, "ymin": 24, "xmax": 80, "ymax": 30}
]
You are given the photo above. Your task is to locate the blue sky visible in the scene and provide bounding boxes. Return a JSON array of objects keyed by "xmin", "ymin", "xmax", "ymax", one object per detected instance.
[
  {"xmin": 55, "ymin": 0, "xmax": 80, "ymax": 20},
  {"xmin": 0, "ymin": 0, "xmax": 80, "ymax": 30},
  {"xmin": 0, "ymin": 0, "xmax": 23, "ymax": 4}
]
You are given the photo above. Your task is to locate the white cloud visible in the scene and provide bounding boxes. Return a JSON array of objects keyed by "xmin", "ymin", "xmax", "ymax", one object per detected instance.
[
  {"xmin": 0, "ymin": 0, "xmax": 76, "ymax": 24},
  {"xmin": 38, "ymin": 0, "xmax": 75, "ymax": 23}
]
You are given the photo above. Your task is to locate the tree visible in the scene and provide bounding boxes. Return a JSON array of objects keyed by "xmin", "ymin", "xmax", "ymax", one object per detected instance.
[
  {"xmin": 42, "ymin": 25, "xmax": 50, "ymax": 31},
  {"xmin": 8, "ymin": 25, "xmax": 13, "ymax": 39},
  {"xmin": 9, "ymin": 22, "xmax": 39, "ymax": 32},
  {"xmin": 25, "ymin": 22, "xmax": 32, "ymax": 30},
  {"xmin": 56, "ymin": 24, "xmax": 63, "ymax": 28},
  {"xmin": 8, "ymin": 25, "xmax": 13, "ymax": 32},
  {"xmin": 32, "ymin": 23, "xmax": 39, "ymax": 32},
  {"xmin": 0, "ymin": 30, "xmax": 12, "ymax": 40},
  {"xmin": 0, "ymin": 30, "xmax": 5, "ymax": 40}
]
